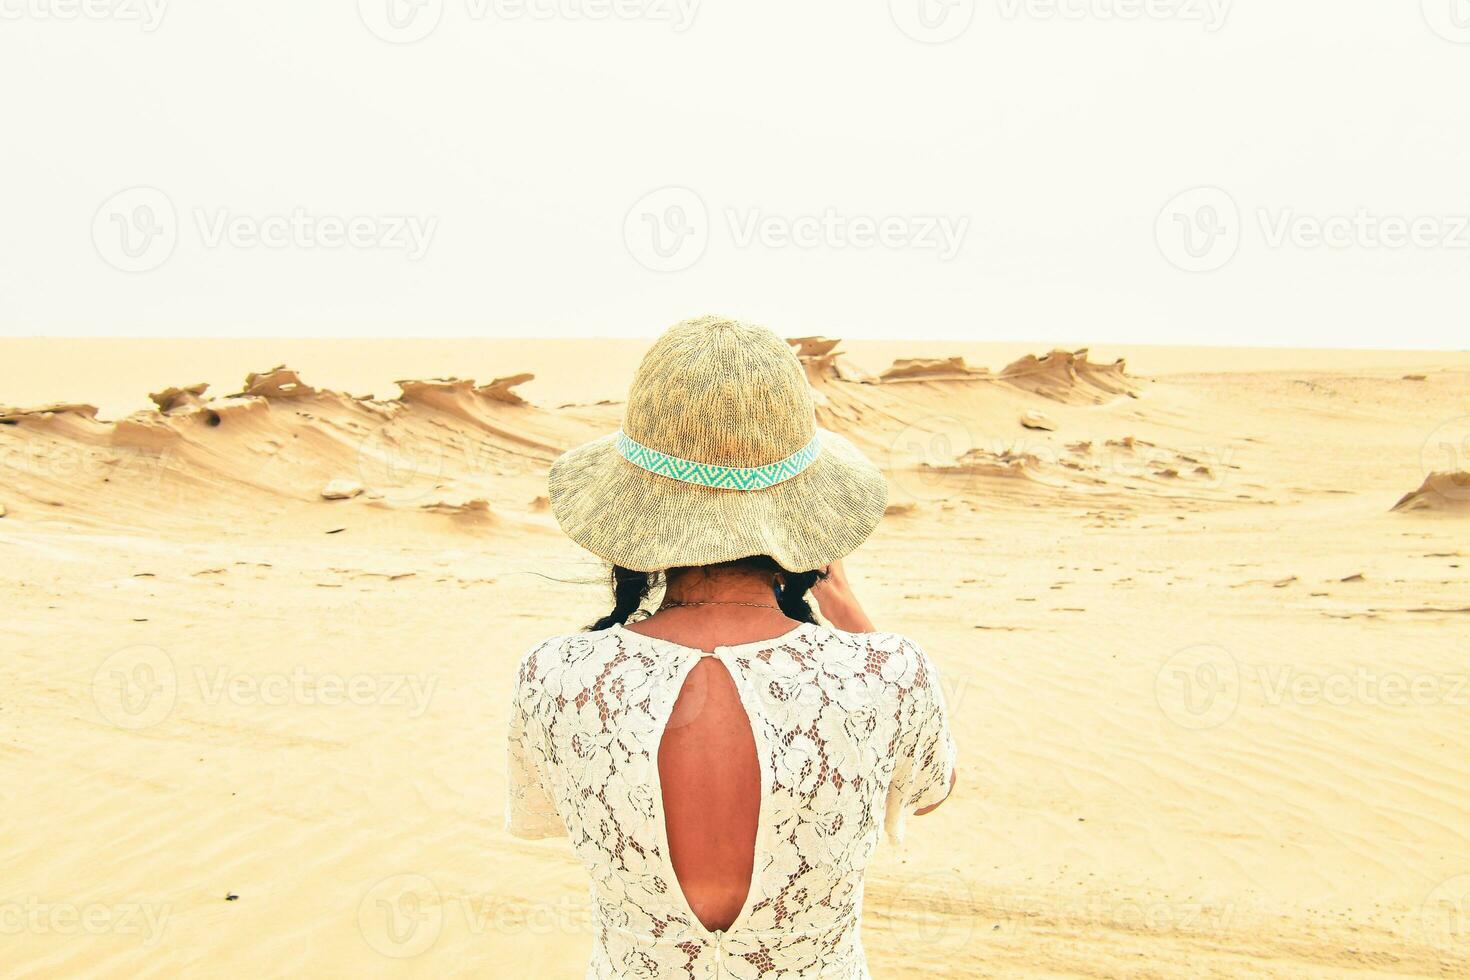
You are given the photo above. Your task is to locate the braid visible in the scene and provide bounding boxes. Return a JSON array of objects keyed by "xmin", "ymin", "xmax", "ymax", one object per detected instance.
[
  {"xmin": 588, "ymin": 565, "xmax": 655, "ymax": 630},
  {"xmin": 775, "ymin": 568, "xmax": 827, "ymax": 624}
]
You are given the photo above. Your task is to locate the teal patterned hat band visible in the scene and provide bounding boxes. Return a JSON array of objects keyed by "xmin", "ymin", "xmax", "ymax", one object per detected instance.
[{"xmin": 615, "ymin": 429, "xmax": 822, "ymax": 491}]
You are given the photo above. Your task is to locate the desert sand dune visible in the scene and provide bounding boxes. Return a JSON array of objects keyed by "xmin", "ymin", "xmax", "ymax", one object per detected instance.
[
  {"xmin": 1393, "ymin": 472, "xmax": 1470, "ymax": 514},
  {"xmin": 1, "ymin": 339, "xmax": 1468, "ymax": 978}
]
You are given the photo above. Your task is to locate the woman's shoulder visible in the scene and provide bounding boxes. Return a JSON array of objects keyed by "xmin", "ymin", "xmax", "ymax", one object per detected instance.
[
  {"xmin": 808, "ymin": 626, "xmax": 940, "ymax": 691},
  {"xmin": 515, "ymin": 628, "xmax": 617, "ymax": 675},
  {"xmin": 809, "ymin": 624, "xmax": 925, "ymax": 653}
]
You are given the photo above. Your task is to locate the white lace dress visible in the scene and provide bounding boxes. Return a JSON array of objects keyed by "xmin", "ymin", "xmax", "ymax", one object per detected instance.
[{"xmin": 505, "ymin": 621, "xmax": 957, "ymax": 979}]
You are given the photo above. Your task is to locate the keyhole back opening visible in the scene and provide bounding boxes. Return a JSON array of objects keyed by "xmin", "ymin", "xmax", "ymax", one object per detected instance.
[{"xmin": 655, "ymin": 655, "xmax": 762, "ymax": 934}]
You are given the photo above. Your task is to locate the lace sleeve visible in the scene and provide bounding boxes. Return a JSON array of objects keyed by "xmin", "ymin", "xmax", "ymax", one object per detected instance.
[
  {"xmin": 505, "ymin": 643, "xmax": 568, "ymax": 840},
  {"xmin": 884, "ymin": 639, "xmax": 958, "ymax": 845}
]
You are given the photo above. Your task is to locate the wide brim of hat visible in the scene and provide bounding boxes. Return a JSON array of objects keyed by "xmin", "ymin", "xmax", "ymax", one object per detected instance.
[{"xmin": 547, "ymin": 428, "xmax": 888, "ymax": 573}]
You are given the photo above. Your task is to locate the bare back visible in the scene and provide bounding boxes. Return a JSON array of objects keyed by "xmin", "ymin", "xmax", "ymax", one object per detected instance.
[{"xmin": 626, "ymin": 613, "xmax": 790, "ymax": 933}]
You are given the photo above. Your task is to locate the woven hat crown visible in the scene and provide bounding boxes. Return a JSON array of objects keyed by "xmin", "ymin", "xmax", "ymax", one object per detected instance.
[{"xmin": 623, "ymin": 316, "xmax": 815, "ymax": 469}]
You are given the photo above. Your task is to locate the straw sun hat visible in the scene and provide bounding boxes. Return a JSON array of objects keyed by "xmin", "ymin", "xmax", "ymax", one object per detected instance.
[{"xmin": 547, "ymin": 316, "xmax": 889, "ymax": 573}]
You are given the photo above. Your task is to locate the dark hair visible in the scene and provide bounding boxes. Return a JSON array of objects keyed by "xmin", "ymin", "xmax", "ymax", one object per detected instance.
[
  {"xmin": 588, "ymin": 565, "xmax": 661, "ymax": 631},
  {"xmin": 587, "ymin": 556, "xmax": 827, "ymax": 630}
]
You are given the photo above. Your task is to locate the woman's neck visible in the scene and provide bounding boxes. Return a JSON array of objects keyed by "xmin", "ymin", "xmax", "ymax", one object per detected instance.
[
  {"xmin": 659, "ymin": 568, "xmax": 779, "ymax": 608},
  {"xmin": 624, "ymin": 567, "xmax": 800, "ymax": 652}
]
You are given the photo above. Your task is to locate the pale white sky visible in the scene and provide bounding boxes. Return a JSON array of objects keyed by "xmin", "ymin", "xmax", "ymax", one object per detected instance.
[{"xmin": 1, "ymin": 1, "xmax": 1468, "ymax": 347}]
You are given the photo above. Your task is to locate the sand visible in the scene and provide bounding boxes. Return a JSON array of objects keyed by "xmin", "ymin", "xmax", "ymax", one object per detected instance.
[{"xmin": 1, "ymin": 338, "xmax": 1468, "ymax": 978}]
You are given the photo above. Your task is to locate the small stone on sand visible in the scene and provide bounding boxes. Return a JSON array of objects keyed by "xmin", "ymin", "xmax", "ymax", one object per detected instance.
[
  {"xmin": 321, "ymin": 479, "xmax": 363, "ymax": 500},
  {"xmin": 1020, "ymin": 410, "xmax": 1056, "ymax": 431}
]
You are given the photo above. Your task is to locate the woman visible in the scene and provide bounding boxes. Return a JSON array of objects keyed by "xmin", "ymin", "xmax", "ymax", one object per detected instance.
[{"xmin": 507, "ymin": 316, "xmax": 958, "ymax": 978}]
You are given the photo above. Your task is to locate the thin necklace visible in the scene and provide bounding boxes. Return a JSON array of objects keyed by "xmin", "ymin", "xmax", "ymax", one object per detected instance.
[{"xmin": 662, "ymin": 599, "xmax": 780, "ymax": 610}]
